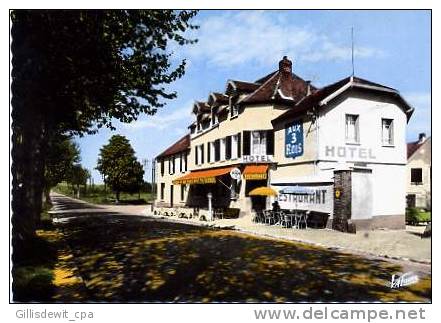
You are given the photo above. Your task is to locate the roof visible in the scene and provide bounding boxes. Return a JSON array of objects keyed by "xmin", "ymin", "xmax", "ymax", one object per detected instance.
[
  {"xmin": 239, "ymin": 58, "xmax": 315, "ymax": 105},
  {"xmin": 156, "ymin": 134, "xmax": 190, "ymax": 159},
  {"xmin": 226, "ymin": 80, "xmax": 260, "ymax": 95},
  {"xmin": 193, "ymin": 101, "xmax": 211, "ymax": 114},
  {"xmin": 407, "ymin": 138, "xmax": 430, "ymax": 159},
  {"xmin": 272, "ymin": 76, "xmax": 413, "ymax": 124},
  {"xmin": 208, "ymin": 92, "xmax": 229, "ymax": 106}
]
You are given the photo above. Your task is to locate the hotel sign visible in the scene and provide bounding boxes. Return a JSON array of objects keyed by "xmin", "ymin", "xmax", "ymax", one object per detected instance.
[
  {"xmin": 324, "ymin": 145, "xmax": 376, "ymax": 160},
  {"xmin": 285, "ymin": 120, "xmax": 304, "ymax": 158},
  {"xmin": 242, "ymin": 155, "xmax": 273, "ymax": 163}
]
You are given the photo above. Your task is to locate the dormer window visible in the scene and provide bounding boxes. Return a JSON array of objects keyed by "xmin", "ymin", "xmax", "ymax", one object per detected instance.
[
  {"xmin": 230, "ymin": 96, "xmax": 239, "ymax": 117},
  {"xmin": 211, "ymin": 108, "xmax": 218, "ymax": 126}
]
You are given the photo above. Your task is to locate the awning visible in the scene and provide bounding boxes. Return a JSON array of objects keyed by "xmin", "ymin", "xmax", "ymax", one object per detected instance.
[
  {"xmin": 172, "ymin": 166, "xmax": 234, "ymax": 185},
  {"xmin": 243, "ymin": 165, "xmax": 268, "ymax": 180}
]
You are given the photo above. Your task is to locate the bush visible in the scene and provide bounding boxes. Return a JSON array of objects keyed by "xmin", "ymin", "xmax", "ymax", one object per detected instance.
[{"xmin": 406, "ymin": 208, "xmax": 431, "ymax": 225}]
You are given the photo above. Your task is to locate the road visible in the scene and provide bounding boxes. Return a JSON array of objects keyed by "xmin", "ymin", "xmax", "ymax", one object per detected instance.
[{"xmin": 50, "ymin": 193, "xmax": 431, "ymax": 302}]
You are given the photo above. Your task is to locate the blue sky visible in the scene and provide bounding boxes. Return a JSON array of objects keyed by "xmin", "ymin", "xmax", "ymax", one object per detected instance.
[{"xmin": 76, "ymin": 10, "xmax": 431, "ymax": 184}]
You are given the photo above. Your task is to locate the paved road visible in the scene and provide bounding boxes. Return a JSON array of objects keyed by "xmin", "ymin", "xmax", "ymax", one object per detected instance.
[{"xmin": 50, "ymin": 193, "xmax": 431, "ymax": 303}]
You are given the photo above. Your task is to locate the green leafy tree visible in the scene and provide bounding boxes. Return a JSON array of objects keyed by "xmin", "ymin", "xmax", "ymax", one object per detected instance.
[
  {"xmin": 11, "ymin": 10, "xmax": 198, "ymax": 248},
  {"xmin": 96, "ymin": 135, "xmax": 145, "ymax": 202},
  {"xmin": 44, "ymin": 135, "xmax": 81, "ymax": 204},
  {"xmin": 67, "ymin": 164, "xmax": 90, "ymax": 199}
]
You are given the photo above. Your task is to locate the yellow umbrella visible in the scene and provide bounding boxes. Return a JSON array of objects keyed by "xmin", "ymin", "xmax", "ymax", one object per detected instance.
[{"xmin": 249, "ymin": 186, "xmax": 278, "ymax": 196}]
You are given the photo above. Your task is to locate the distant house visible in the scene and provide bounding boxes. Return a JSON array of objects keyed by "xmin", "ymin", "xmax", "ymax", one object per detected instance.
[{"xmin": 406, "ymin": 133, "xmax": 431, "ymax": 209}]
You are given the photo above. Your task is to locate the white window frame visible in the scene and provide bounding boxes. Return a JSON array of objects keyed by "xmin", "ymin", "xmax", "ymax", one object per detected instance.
[
  {"xmin": 231, "ymin": 134, "xmax": 238, "ymax": 159},
  {"xmin": 381, "ymin": 118, "xmax": 394, "ymax": 146},
  {"xmin": 345, "ymin": 114, "xmax": 359, "ymax": 144},
  {"xmin": 220, "ymin": 138, "xmax": 226, "ymax": 161},
  {"xmin": 251, "ymin": 131, "xmax": 267, "ymax": 155},
  {"xmin": 197, "ymin": 145, "xmax": 203, "ymax": 165}
]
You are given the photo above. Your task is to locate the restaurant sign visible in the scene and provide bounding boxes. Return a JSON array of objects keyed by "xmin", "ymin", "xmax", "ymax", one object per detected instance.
[
  {"xmin": 276, "ymin": 184, "xmax": 333, "ymax": 213},
  {"xmin": 285, "ymin": 120, "xmax": 304, "ymax": 158}
]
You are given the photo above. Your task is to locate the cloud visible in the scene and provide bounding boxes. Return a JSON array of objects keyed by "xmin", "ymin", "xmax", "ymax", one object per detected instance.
[
  {"xmin": 402, "ymin": 92, "xmax": 431, "ymax": 139},
  {"xmin": 181, "ymin": 11, "xmax": 385, "ymax": 68},
  {"xmin": 123, "ymin": 101, "xmax": 193, "ymax": 131}
]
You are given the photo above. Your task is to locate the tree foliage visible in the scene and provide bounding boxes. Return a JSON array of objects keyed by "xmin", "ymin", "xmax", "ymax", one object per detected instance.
[
  {"xmin": 44, "ymin": 135, "xmax": 81, "ymax": 188},
  {"xmin": 96, "ymin": 135, "xmax": 144, "ymax": 201},
  {"xmin": 11, "ymin": 9, "xmax": 198, "ymax": 245}
]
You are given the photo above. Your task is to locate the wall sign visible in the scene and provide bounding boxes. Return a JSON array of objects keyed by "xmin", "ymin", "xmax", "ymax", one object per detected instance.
[
  {"xmin": 324, "ymin": 145, "xmax": 376, "ymax": 160},
  {"xmin": 276, "ymin": 184, "xmax": 333, "ymax": 213},
  {"xmin": 285, "ymin": 120, "xmax": 304, "ymax": 158},
  {"xmin": 242, "ymin": 155, "xmax": 273, "ymax": 163},
  {"xmin": 229, "ymin": 168, "xmax": 242, "ymax": 180}
]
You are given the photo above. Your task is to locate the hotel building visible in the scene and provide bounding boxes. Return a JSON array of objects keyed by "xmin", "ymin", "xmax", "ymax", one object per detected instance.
[{"xmin": 154, "ymin": 57, "xmax": 414, "ymax": 230}]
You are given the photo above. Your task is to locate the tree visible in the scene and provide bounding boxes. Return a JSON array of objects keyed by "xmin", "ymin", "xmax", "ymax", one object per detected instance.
[
  {"xmin": 44, "ymin": 135, "xmax": 81, "ymax": 204},
  {"xmin": 96, "ymin": 135, "xmax": 144, "ymax": 202},
  {"xmin": 67, "ymin": 165, "xmax": 90, "ymax": 199},
  {"xmin": 11, "ymin": 10, "xmax": 198, "ymax": 247}
]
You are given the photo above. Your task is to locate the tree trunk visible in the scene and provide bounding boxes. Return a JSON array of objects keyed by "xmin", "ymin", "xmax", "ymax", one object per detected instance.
[
  {"xmin": 11, "ymin": 111, "xmax": 48, "ymax": 261},
  {"xmin": 43, "ymin": 186, "xmax": 52, "ymax": 206},
  {"xmin": 116, "ymin": 190, "xmax": 120, "ymax": 203}
]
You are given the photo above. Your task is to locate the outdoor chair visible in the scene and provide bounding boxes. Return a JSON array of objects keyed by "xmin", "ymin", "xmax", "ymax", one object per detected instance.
[
  {"xmin": 280, "ymin": 213, "xmax": 293, "ymax": 228},
  {"xmin": 214, "ymin": 208, "xmax": 224, "ymax": 220},
  {"xmin": 264, "ymin": 210, "xmax": 276, "ymax": 225}
]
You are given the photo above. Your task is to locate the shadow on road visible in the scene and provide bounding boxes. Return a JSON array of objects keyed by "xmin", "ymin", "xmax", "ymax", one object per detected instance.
[{"xmin": 50, "ymin": 195, "xmax": 432, "ymax": 303}]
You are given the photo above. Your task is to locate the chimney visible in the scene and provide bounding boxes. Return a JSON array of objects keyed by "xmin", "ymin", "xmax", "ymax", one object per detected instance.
[
  {"xmin": 279, "ymin": 56, "xmax": 293, "ymax": 78},
  {"xmin": 306, "ymin": 80, "xmax": 311, "ymax": 96},
  {"xmin": 418, "ymin": 133, "xmax": 426, "ymax": 143}
]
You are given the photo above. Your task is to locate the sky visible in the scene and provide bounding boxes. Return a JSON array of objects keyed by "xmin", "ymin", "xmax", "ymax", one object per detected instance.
[{"xmin": 76, "ymin": 10, "xmax": 431, "ymax": 184}]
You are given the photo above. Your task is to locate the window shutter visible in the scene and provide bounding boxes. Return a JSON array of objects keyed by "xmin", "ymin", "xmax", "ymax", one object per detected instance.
[
  {"xmin": 207, "ymin": 142, "xmax": 211, "ymax": 163},
  {"xmin": 215, "ymin": 139, "xmax": 220, "ymax": 161},
  {"xmin": 195, "ymin": 147, "xmax": 198, "ymax": 165},
  {"xmin": 226, "ymin": 136, "xmax": 232, "ymax": 160},
  {"xmin": 237, "ymin": 132, "xmax": 241, "ymax": 158},
  {"xmin": 201, "ymin": 144, "xmax": 205, "ymax": 164},
  {"xmin": 243, "ymin": 131, "xmax": 251, "ymax": 155},
  {"xmin": 184, "ymin": 153, "xmax": 187, "ymax": 171},
  {"xmin": 266, "ymin": 130, "xmax": 274, "ymax": 155},
  {"xmin": 179, "ymin": 154, "xmax": 182, "ymax": 172},
  {"xmin": 160, "ymin": 160, "xmax": 164, "ymax": 176}
]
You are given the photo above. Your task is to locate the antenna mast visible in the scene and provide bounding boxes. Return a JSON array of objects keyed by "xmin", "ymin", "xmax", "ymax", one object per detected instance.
[{"xmin": 351, "ymin": 26, "xmax": 355, "ymax": 77}]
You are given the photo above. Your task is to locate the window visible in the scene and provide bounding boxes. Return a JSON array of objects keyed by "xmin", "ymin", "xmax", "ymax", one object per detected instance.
[
  {"xmin": 251, "ymin": 131, "xmax": 267, "ymax": 155},
  {"xmin": 345, "ymin": 114, "xmax": 359, "ymax": 143},
  {"xmin": 207, "ymin": 142, "xmax": 214, "ymax": 163},
  {"xmin": 211, "ymin": 108, "xmax": 218, "ymax": 126},
  {"xmin": 196, "ymin": 144, "xmax": 204, "ymax": 165},
  {"xmin": 214, "ymin": 139, "xmax": 220, "ymax": 161},
  {"xmin": 220, "ymin": 138, "xmax": 226, "ymax": 161},
  {"xmin": 197, "ymin": 122, "xmax": 202, "ymax": 133},
  {"xmin": 181, "ymin": 185, "xmax": 186, "ymax": 201},
  {"xmin": 160, "ymin": 160, "xmax": 164, "ymax": 176},
  {"xmin": 160, "ymin": 183, "xmax": 165, "ymax": 200},
  {"xmin": 231, "ymin": 104, "xmax": 239, "ymax": 117},
  {"xmin": 382, "ymin": 119, "xmax": 394, "ymax": 145},
  {"xmin": 183, "ymin": 153, "xmax": 187, "ymax": 171},
  {"xmin": 168, "ymin": 156, "xmax": 175, "ymax": 175},
  {"xmin": 231, "ymin": 134, "xmax": 239, "ymax": 159},
  {"xmin": 411, "ymin": 168, "xmax": 423, "ymax": 185}
]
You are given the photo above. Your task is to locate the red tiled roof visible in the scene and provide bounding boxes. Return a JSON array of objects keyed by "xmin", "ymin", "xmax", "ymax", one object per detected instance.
[
  {"xmin": 240, "ymin": 58, "xmax": 315, "ymax": 105},
  {"xmin": 208, "ymin": 92, "xmax": 229, "ymax": 106},
  {"xmin": 226, "ymin": 80, "xmax": 260, "ymax": 95},
  {"xmin": 407, "ymin": 141, "xmax": 424, "ymax": 159},
  {"xmin": 156, "ymin": 134, "xmax": 190, "ymax": 159}
]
